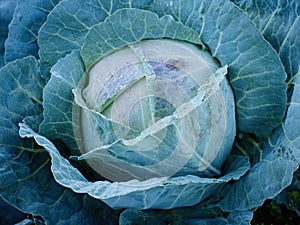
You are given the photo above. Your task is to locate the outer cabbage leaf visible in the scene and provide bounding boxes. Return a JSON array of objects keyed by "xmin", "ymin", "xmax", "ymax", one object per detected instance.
[
  {"xmin": 80, "ymin": 8, "xmax": 203, "ymax": 68},
  {"xmin": 232, "ymin": 0, "xmax": 300, "ymax": 80},
  {"xmin": 14, "ymin": 218, "xmax": 45, "ymax": 225},
  {"xmin": 39, "ymin": 50, "xmax": 83, "ymax": 154},
  {"xmin": 146, "ymin": 0, "xmax": 287, "ymax": 137},
  {"xmin": 207, "ymin": 70, "xmax": 300, "ymax": 211},
  {"xmin": 38, "ymin": 0, "xmax": 152, "ymax": 79},
  {"xmin": 4, "ymin": 0, "xmax": 60, "ymax": 64},
  {"xmin": 274, "ymin": 169, "xmax": 300, "ymax": 216},
  {"xmin": 119, "ymin": 208, "xmax": 253, "ymax": 225},
  {"xmin": 0, "ymin": 57, "xmax": 118, "ymax": 224},
  {"xmin": 0, "ymin": 0, "xmax": 16, "ymax": 66},
  {"xmin": 20, "ymin": 122, "xmax": 250, "ymax": 209},
  {"xmin": 0, "ymin": 197, "xmax": 26, "ymax": 224}
]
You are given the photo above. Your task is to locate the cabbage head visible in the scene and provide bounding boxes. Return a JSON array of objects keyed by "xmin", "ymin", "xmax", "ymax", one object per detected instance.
[{"xmin": 0, "ymin": 0, "xmax": 299, "ymax": 224}]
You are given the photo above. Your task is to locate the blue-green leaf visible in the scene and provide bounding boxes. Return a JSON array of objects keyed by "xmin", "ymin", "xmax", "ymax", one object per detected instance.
[
  {"xmin": 81, "ymin": 8, "xmax": 202, "ymax": 69},
  {"xmin": 0, "ymin": 0, "xmax": 16, "ymax": 66},
  {"xmin": 274, "ymin": 169, "xmax": 300, "ymax": 216},
  {"xmin": 119, "ymin": 208, "xmax": 253, "ymax": 225},
  {"xmin": 39, "ymin": 50, "xmax": 84, "ymax": 154},
  {"xmin": 0, "ymin": 57, "xmax": 118, "ymax": 224},
  {"xmin": 0, "ymin": 56, "xmax": 44, "ymax": 119},
  {"xmin": 0, "ymin": 197, "xmax": 26, "ymax": 224},
  {"xmin": 4, "ymin": 0, "xmax": 60, "ymax": 64},
  {"xmin": 15, "ymin": 218, "xmax": 44, "ymax": 225},
  {"xmin": 232, "ymin": 0, "xmax": 300, "ymax": 80}
]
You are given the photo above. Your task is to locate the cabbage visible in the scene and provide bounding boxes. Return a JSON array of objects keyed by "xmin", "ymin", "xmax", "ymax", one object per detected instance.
[{"xmin": 0, "ymin": 0, "xmax": 299, "ymax": 224}]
